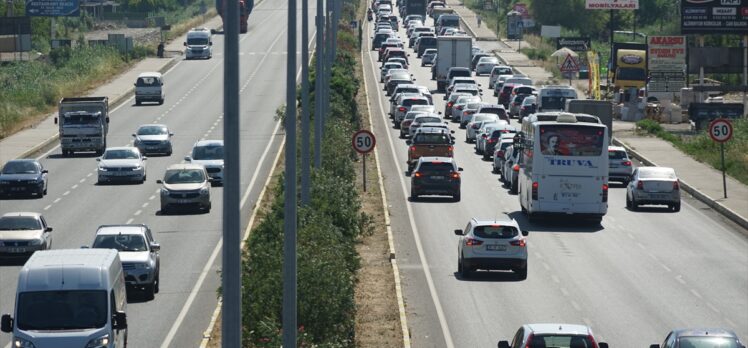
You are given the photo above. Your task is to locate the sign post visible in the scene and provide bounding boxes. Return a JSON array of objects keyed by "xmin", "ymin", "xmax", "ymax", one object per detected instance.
[
  {"xmin": 352, "ymin": 130, "xmax": 376, "ymax": 192},
  {"xmin": 559, "ymin": 53, "xmax": 580, "ymax": 86},
  {"xmin": 708, "ymin": 118, "xmax": 733, "ymax": 199}
]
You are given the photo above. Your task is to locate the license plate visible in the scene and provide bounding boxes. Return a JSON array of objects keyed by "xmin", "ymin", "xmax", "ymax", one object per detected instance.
[
  {"xmin": 146, "ymin": 146, "xmax": 158, "ymax": 150},
  {"xmin": 176, "ymin": 199, "xmax": 191, "ymax": 204},
  {"xmin": 431, "ymin": 176, "xmax": 444, "ymax": 180},
  {"xmin": 648, "ymin": 193, "xmax": 666, "ymax": 199},
  {"xmin": 8, "ymin": 247, "xmax": 26, "ymax": 253},
  {"xmin": 10, "ymin": 187, "xmax": 25, "ymax": 191},
  {"xmin": 486, "ymin": 244, "xmax": 506, "ymax": 251}
]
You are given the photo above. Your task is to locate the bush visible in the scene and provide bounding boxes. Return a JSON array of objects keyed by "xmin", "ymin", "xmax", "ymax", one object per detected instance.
[{"xmin": 240, "ymin": 0, "xmax": 368, "ymax": 346}]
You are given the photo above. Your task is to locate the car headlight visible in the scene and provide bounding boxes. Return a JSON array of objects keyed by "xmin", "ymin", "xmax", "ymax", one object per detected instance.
[
  {"xmin": 12, "ymin": 336, "xmax": 36, "ymax": 348},
  {"xmin": 160, "ymin": 188, "xmax": 169, "ymax": 195},
  {"xmin": 200, "ymin": 187, "xmax": 209, "ymax": 195},
  {"xmin": 133, "ymin": 164, "xmax": 142, "ymax": 170},
  {"xmin": 29, "ymin": 238, "xmax": 43, "ymax": 246},
  {"xmin": 85, "ymin": 334, "xmax": 110, "ymax": 348},
  {"xmin": 98, "ymin": 166, "xmax": 108, "ymax": 172}
]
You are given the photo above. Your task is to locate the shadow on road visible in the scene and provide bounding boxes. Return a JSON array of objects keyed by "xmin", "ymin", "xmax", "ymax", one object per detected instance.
[
  {"xmin": 507, "ymin": 211, "xmax": 605, "ymax": 233},
  {"xmin": 453, "ymin": 270, "xmax": 524, "ymax": 282}
]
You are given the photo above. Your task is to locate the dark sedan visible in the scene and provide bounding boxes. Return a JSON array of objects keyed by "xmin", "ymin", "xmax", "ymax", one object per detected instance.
[{"xmin": 0, "ymin": 159, "xmax": 48, "ymax": 198}]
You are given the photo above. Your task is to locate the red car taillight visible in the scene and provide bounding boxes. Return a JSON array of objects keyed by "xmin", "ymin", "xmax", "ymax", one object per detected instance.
[
  {"xmin": 487, "ymin": 138, "xmax": 497, "ymax": 143},
  {"xmin": 509, "ymin": 239, "xmax": 526, "ymax": 247},
  {"xmin": 456, "ymin": 105, "xmax": 464, "ymax": 110},
  {"xmin": 447, "ymin": 102, "xmax": 454, "ymax": 108},
  {"xmin": 513, "ymin": 164, "xmax": 519, "ymax": 172},
  {"xmin": 398, "ymin": 107, "xmax": 406, "ymax": 112},
  {"xmin": 450, "ymin": 172, "xmax": 460, "ymax": 179},
  {"xmin": 496, "ymin": 150, "xmax": 504, "ymax": 158},
  {"xmin": 673, "ymin": 180, "xmax": 679, "ymax": 190},
  {"xmin": 531, "ymin": 181, "xmax": 538, "ymax": 200},
  {"xmin": 447, "ymin": 145, "xmax": 454, "ymax": 153},
  {"xmin": 622, "ymin": 160, "xmax": 632, "ymax": 166},
  {"xmin": 409, "ymin": 146, "xmax": 416, "ymax": 152},
  {"xmin": 524, "ymin": 334, "xmax": 534, "ymax": 348},
  {"xmin": 413, "ymin": 172, "xmax": 422, "ymax": 178},
  {"xmin": 465, "ymin": 237, "xmax": 483, "ymax": 246},
  {"xmin": 637, "ymin": 181, "xmax": 644, "ymax": 189},
  {"xmin": 472, "ymin": 124, "xmax": 480, "ymax": 129},
  {"xmin": 602, "ymin": 183, "xmax": 608, "ymax": 202}
]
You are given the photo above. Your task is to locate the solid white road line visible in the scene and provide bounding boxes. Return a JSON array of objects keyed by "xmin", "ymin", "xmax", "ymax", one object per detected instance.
[{"xmin": 365, "ymin": 37, "xmax": 455, "ymax": 348}]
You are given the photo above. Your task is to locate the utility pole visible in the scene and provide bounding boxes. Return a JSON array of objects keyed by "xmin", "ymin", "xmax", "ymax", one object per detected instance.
[
  {"xmin": 608, "ymin": 9, "xmax": 614, "ymax": 96},
  {"xmin": 322, "ymin": 0, "xmax": 333, "ymax": 140},
  {"xmin": 314, "ymin": 0, "xmax": 325, "ymax": 168},
  {"xmin": 282, "ymin": 0, "xmax": 299, "ymax": 344},
  {"xmin": 221, "ymin": 0, "xmax": 241, "ymax": 344},
  {"xmin": 301, "ymin": 0, "xmax": 311, "ymax": 204}
]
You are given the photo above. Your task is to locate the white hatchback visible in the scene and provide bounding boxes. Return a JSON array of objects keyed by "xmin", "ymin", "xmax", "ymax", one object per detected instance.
[{"xmin": 454, "ymin": 217, "xmax": 528, "ymax": 279}]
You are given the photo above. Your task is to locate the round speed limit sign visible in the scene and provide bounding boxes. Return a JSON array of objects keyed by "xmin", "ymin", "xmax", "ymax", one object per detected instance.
[
  {"xmin": 708, "ymin": 119, "xmax": 733, "ymax": 143},
  {"xmin": 352, "ymin": 130, "xmax": 376, "ymax": 154}
]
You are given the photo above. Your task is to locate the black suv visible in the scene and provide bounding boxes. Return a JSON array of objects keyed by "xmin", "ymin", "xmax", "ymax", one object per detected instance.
[{"xmin": 410, "ymin": 156, "xmax": 463, "ymax": 202}]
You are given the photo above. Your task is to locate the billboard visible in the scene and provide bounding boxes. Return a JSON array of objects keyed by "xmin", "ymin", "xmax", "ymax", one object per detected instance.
[
  {"xmin": 647, "ymin": 36, "xmax": 686, "ymax": 72},
  {"xmin": 585, "ymin": 0, "xmax": 638, "ymax": 10},
  {"xmin": 681, "ymin": 0, "xmax": 748, "ymax": 34},
  {"xmin": 557, "ymin": 37, "xmax": 592, "ymax": 52},
  {"xmin": 25, "ymin": 0, "xmax": 80, "ymax": 16},
  {"xmin": 688, "ymin": 47, "xmax": 746, "ymax": 74}
]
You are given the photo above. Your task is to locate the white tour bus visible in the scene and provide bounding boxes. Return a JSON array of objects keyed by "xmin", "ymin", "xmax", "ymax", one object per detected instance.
[{"xmin": 517, "ymin": 112, "xmax": 609, "ymax": 223}]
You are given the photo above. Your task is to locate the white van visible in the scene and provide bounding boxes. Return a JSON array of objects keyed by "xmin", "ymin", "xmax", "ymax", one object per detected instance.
[
  {"xmin": 1, "ymin": 249, "xmax": 128, "ymax": 348},
  {"xmin": 134, "ymin": 72, "xmax": 165, "ymax": 106},
  {"xmin": 537, "ymin": 85, "xmax": 578, "ymax": 112},
  {"xmin": 184, "ymin": 28, "xmax": 213, "ymax": 60}
]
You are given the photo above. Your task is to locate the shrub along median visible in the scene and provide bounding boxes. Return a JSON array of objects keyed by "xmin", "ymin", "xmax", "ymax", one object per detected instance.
[{"xmin": 240, "ymin": 1, "xmax": 375, "ymax": 346}]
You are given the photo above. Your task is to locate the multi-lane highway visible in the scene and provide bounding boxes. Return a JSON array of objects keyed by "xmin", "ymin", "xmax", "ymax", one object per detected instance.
[
  {"xmin": 0, "ymin": 0, "xmax": 315, "ymax": 346},
  {"xmin": 362, "ymin": 12, "xmax": 748, "ymax": 348}
]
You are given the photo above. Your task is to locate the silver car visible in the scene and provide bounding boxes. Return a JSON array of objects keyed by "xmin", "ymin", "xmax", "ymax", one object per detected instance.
[
  {"xmin": 454, "ymin": 216, "xmax": 529, "ymax": 279},
  {"xmin": 394, "ymin": 96, "xmax": 430, "ymax": 126},
  {"xmin": 400, "ymin": 111, "xmax": 429, "ymax": 138},
  {"xmin": 421, "ymin": 49, "xmax": 437, "ymax": 66},
  {"xmin": 608, "ymin": 146, "xmax": 634, "ymax": 185},
  {"xmin": 0, "ymin": 212, "xmax": 52, "ymax": 257},
  {"xmin": 133, "ymin": 124, "xmax": 173, "ymax": 156},
  {"xmin": 97, "ymin": 147, "xmax": 147, "ymax": 184},
  {"xmin": 158, "ymin": 163, "xmax": 212, "ymax": 213},
  {"xmin": 502, "ymin": 145, "xmax": 521, "ymax": 194},
  {"xmin": 466, "ymin": 114, "xmax": 501, "ymax": 143},
  {"xmin": 626, "ymin": 166, "xmax": 681, "ymax": 212},
  {"xmin": 492, "ymin": 137, "xmax": 515, "ymax": 174},
  {"xmin": 409, "ymin": 115, "xmax": 443, "ymax": 137},
  {"xmin": 92, "ymin": 224, "xmax": 160, "ymax": 299},
  {"xmin": 475, "ymin": 56, "xmax": 500, "ymax": 75},
  {"xmin": 459, "ymin": 102, "xmax": 484, "ymax": 127},
  {"xmin": 185, "ymin": 140, "xmax": 224, "ymax": 186},
  {"xmin": 380, "ymin": 62, "xmax": 404, "ymax": 82}
]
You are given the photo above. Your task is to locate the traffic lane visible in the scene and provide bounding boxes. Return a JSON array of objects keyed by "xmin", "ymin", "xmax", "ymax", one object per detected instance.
[
  {"xmin": 371, "ymin": 23, "xmax": 748, "ymax": 346},
  {"xmin": 0, "ymin": 3, "xmax": 298, "ymax": 348}
]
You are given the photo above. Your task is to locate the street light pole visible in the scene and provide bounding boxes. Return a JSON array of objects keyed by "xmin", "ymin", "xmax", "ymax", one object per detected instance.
[
  {"xmin": 301, "ymin": 0, "xmax": 311, "ymax": 204},
  {"xmin": 314, "ymin": 0, "xmax": 325, "ymax": 168}
]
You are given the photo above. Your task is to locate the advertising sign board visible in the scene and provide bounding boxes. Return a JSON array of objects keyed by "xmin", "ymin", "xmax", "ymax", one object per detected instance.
[
  {"xmin": 681, "ymin": 0, "xmax": 748, "ymax": 34},
  {"xmin": 647, "ymin": 36, "xmax": 686, "ymax": 72},
  {"xmin": 585, "ymin": 0, "xmax": 638, "ymax": 10},
  {"xmin": 25, "ymin": 0, "xmax": 80, "ymax": 16}
]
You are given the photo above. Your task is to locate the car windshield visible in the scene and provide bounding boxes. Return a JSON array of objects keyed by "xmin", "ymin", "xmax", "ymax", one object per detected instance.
[
  {"xmin": 192, "ymin": 145, "xmax": 224, "ymax": 160},
  {"xmin": 414, "ymin": 117, "xmax": 441, "ymax": 124},
  {"xmin": 62, "ymin": 113, "xmax": 99, "ymax": 125},
  {"xmin": 413, "ymin": 133, "xmax": 450, "ymax": 144},
  {"xmin": 405, "ymin": 112, "xmax": 427, "ymax": 120},
  {"xmin": 639, "ymin": 168, "xmax": 676, "ymax": 179},
  {"xmin": 418, "ymin": 162, "xmax": 454, "ymax": 173},
  {"xmin": 528, "ymin": 335, "xmax": 595, "ymax": 347},
  {"xmin": 136, "ymin": 76, "xmax": 159, "ymax": 86},
  {"xmin": 474, "ymin": 225, "xmax": 518, "ymax": 239},
  {"xmin": 187, "ymin": 37, "xmax": 209, "ymax": 45},
  {"xmin": 17, "ymin": 290, "xmax": 107, "ymax": 330},
  {"xmin": 403, "ymin": 99, "xmax": 429, "ymax": 107},
  {"xmin": 479, "ymin": 57, "xmax": 499, "ymax": 64},
  {"xmin": 0, "ymin": 216, "xmax": 41, "ymax": 230},
  {"xmin": 2, "ymin": 161, "xmax": 39, "ymax": 174},
  {"xmin": 103, "ymin": 149, "xmax": 139, "ymax": 160},
  {"xmin": 455, "ymin": 89, "xmax": 479, "ymax": 96},
  {"xmin": 541, "ymin": 96, "xmax": 572, "ymax": 110},
  {"xmin": 137, "ymin": 125, "xmax": 168, "ymax": 136},
  {"xmin": 164, "ymin": 169, "xmax": 206, "ymax": 184},
  {"xmin": 678, "ymin": 336, "xmax": 741, "ymax": 348},
  {"xmin": 93, "ymin": 234, "xmax": 148, "ymax": 252},
  {"xmin": 474, "ymin": 115, "xmax": 498, "ymax": 123},
  {"xmin": 479, "ymin": 108, "xmax": 506, "ymax": 117}
]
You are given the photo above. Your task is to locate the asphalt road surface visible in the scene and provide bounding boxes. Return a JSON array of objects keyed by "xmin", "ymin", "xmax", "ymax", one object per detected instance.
[
  {"xmin": 0, "ymin": 0, "xmax": 316, "ymax": 346},
  {"xmin": 362, "ymin": 14, "xmax": 748, "ymax": 348}
]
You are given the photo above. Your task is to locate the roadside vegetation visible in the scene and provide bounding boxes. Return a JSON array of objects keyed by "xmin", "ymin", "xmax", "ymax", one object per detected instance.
[
  {"xmin": 636, "ymin": 119, "xmax": 748, "ymax": 185},
  {"xmin": 237, "ymin": 0, "xmax": 396, "ymax": 346},
  {"xmin": 0, "ymin": 0, "xmax": 215, "ymax": 139}
]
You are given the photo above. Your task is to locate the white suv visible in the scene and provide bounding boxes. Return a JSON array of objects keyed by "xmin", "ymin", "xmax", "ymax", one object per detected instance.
[
  {"xmin": 454, "ymin": 217, "xmax": 528, "ymax": 279},
  {"xmin": 498, "ymin": 323, "xmax": 609, "ymax": 348}
]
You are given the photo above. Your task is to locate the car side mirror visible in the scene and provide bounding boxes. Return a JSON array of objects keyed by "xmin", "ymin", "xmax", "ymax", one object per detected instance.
[
  {"xmin": 649, "ymin": 345, "xmax": 659, "ymax": 348},
  {"xmin": 183, "ymin": 42, "xmax": 187, "ymax": 46},
  {"xmin": 451, "ymin": 130, "xmax": 455, "ymax": 134},
  {"xmin": 405, "ymin": 140, "xmax": 412, "ymax": 145},
  {"xmin": 42, "ymin": 169, "xmax": 48, "ymax": 174},
  {"xmin": 598, "ymin": 343, "xmax": 608, "ymax": 348},
  {"xmin": 54, "ymin": 117, "xmax": 58, "ymax": 125},
  {"xmin": 156, "ymin": 179, "xmax": 163, "ymax": 184},
  {"xmin": 453, "ymin": 229, "xmax": 463, "ymax": 236},
  {"xmin": 209, "ymin": 42, "xmax": 213, "ymax": 46},
  {"xmin": 96, "ymin": 158, "xmax": 101, "ymax": 162},
  {"xmin": 169, "ymin": 133, "xmax": 174, "ymax": 136},
  {"xmin": 132, "ymin": 133, "xmax": 136, "ymax": 137},
  {"xmin": 142, "ymin": 156, "xmax": 147, "ymax": 160},
  {"xmin": 498, "ymin": 341, "xmax": 511, "ymax": 348},
  {"xmin": 113, "ymin": 311, "xmax": 127, "ymax": 330},
  {"xmin": 106, "ymin": 117, "xmax": 110, "ymax": 123},
  {"xmin": 458, "ymin": 167, "xmax": 463, "ymax": 171},
  {"xmin": 150, "ymin": 243, "xmax": 161, "ymax": 252},
  {"xmin": 184, "ymin": 156, "xmax": 192, "ymax": 162},
  {"xmin": 451, "ymin": 140, "xmax": 456, "ymax": 145},
  {"xmin": 80, "ymin": 245, "xmax": 90, "ymax": 249},
  {"xmin": 134, "ymin": 83, "xmax": 137, "ymax": 87},
  {"xmin": 45, "ymin": 227, "xmax": 53, "ymax": 232},
  {"xmin": 208, "ymin": 178, "xmax": 214, "ymax": 182},
  {"xmin": 1, "ymin": 314, "xmax": 13, "ymax": 333},
  {"xmin": 438, "ymin": 111, "xmax": 442, "ymax": 114},
  {"xmin": 521, "ymin": 230, "xmax": 529, "ymax": 236}
]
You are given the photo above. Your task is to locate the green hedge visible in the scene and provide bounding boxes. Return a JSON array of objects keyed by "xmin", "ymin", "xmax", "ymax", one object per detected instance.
[{"xmin": 241, "ymin": 1, "xmax": 370, "ymax": 346}]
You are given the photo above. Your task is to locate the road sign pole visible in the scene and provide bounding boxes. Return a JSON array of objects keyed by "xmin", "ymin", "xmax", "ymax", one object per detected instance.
[
  {"xmin": 363, "ymin": 153, "xmax": 367, "ymax": 192},
  {"xmin": 314, "ymin": 4, "xmax": 325, "ymax": 168},
  {"xmin": 222, "ymin": 0, "xmax": 241, "ymax": 343},
  {"xmin": 283, "ymin": 0, "xmax": 298, "ymax": 343},
  {"xmin": 721, "ymin": 141, "xmax": 727, "ymax": 199},
  {"xmin": 301, "ymin": 0, "xmax": 311, "ymax": 204}
]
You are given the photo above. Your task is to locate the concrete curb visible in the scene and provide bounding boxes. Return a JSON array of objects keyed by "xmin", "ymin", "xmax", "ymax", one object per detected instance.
[
  {"xmin": 612, "ymin": 137, "xmax": 748, "ymax": 232},
  {"xmin": 15, "ymin": 55, "xmax": 180, "ymax": 160}
]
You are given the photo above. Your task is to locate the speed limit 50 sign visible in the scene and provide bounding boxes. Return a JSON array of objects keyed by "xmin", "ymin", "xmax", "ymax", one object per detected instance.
[
  {"xmin": 352, "ymin": 130, "xmax": 376, "ymax": 154},
  {"xmin": 708, "ymin": 119, "xmax": 733, "ymax": 143}
]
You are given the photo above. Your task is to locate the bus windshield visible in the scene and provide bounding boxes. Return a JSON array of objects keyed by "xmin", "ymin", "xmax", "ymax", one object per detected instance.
[{"xmin": 539, "ymin": 125, "xmax": 604, "ymax": 156}]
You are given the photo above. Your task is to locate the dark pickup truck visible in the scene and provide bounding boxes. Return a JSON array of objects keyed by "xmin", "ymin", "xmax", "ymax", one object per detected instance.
[{"xmin": 406, "ymin": 127, "xmax": 455, "ymax": 173}]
